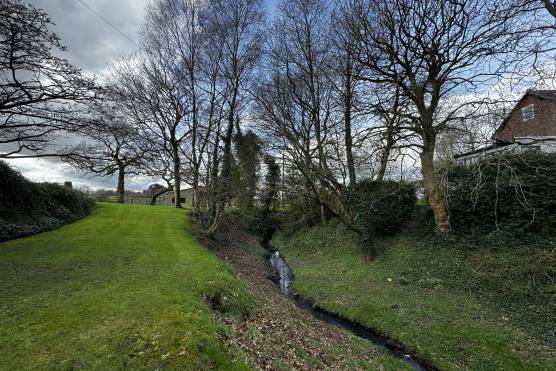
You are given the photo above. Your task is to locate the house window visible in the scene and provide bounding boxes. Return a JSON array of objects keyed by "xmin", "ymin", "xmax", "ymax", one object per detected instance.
[{"xmin": 522, "ymin": 104, "xmax": 534, "ymax": 121}]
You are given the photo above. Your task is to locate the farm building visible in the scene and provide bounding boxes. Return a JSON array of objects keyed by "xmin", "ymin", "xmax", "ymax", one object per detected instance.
[{"xmin": 155, "ymin": 188, "xmax": 202, "ymax": 207}]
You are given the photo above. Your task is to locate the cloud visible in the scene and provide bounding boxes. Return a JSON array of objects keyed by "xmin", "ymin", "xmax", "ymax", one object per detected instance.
[
  {"xmin": 5, "ymin": 157, "xmax": 152, "ymax": 191},
  {"xmin": 28, "ymin": 0, "xmax": 145, "ymax": 74},
  {"xmin": 6, "ymin": 0, "xmax": 148, "ymax": 190}
]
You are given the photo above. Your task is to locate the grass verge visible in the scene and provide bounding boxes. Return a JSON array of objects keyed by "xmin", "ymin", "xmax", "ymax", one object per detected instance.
[
  {"xmin": 0, "ymin": 203, "xmax": 253, "ymax": 370},
  {"xmin": 273, "ymin": 220, "xmax": 556, "ymax": 370}
]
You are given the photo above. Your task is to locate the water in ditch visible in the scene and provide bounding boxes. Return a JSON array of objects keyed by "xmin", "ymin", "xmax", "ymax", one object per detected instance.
[{"xmin": 269, "ymin": 249, "xmax": 430, "ymax": 371}]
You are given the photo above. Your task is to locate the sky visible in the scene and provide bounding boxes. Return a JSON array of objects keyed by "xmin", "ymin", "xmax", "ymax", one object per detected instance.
[
  {"xmin": 5, "ymin": 0, "xmax": 278, "ymax": 191},
  {"xmin": 6, "ymin": 0, "xmax": 147, "ymax": 190},
  {"xmin": 7, "ymin": 1, "xmax": 551, "ymax": 191}
]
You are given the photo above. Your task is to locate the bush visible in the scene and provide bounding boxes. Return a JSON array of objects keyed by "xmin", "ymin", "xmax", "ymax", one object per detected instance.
[
  {"xmin": 0, "ymin": 161, "xmax": 94, "ymax": 241},
  {"xmin": 279, "ymin": 195, "xmax": 323, "ymax": 230},
  {"xmin": 344, "ymin": 179, "xmax": 417, "ymax": 240},
  {"xmin": 446, "ymin": 153, "xmax": 556, "ymax": 236}
]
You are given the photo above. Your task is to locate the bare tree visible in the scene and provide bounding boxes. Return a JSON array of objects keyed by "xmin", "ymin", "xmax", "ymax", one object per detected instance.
[
  {"xmin": 0, "ymin": 0, "xmax": 97, "ymax": 159},
  {"xmin": 112, "ymin": 49, "xmax": 191, "ymax": 208},
  {"xmin": 200, "ymin": 0, "xmax": 265, "ymax": 233},
  {"xmin": 330, "ymin": 8, "xmax": 364, "ymax": 186},
  {"xmin": 141, "ymin": 0, "xmax": 212, "ymax": 212},
  {"xmin": 344, "ymin": 0, "xmax": 551, "ymax": 232},
  {"xmin": 63, "ymin": 91, "xmax": 147, "ymax": 203},
  {"xmin": 257, "ymin": 0, "xmax": 356, "ymax": 228},
  {"xmin": 369, "ymin": 87, "xmax": 412, "ymax": 181},
  {"xmin": 199, "ymin": 36, "xmax": 226, "ymax": 223}
]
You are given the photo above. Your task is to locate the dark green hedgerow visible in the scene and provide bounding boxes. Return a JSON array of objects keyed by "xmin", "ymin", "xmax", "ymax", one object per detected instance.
[
  {"xmin": 344, "ymin": 179, "xmax": 417, "ymax": 239},
  {"xmin": 0, "ymin": 161, "xmax": 94, "ymax": 241},
  {"xmin": 446, "ymin": 153, "xmax": 556, "ymax": 236}
]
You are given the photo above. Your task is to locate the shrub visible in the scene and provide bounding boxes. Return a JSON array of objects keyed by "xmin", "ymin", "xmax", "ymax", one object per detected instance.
[
  {"xmin": 277, "ymin": 175, "xmax": 323, "ymax": 232},
  {"xmin": 344, "ymin": 179, "xmax": 417, "ymax": 240},
  {"xmin": 446, "ymin": 153, "xmax": 556, "ymax": 236},
  {"xmin": 0, "ymin": 161, "xmax": 94, "ymax": 241}
]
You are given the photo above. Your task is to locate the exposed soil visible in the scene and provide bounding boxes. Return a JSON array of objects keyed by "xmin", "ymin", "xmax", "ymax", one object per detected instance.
[{"xmin": 199, "ymin": 225, "xmax": 399, "ymax": 370}]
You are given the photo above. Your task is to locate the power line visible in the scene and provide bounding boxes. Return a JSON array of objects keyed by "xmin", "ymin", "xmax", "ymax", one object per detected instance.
[{"xmin": 75, "ymin": 0, "xmax": 139, "ymax": 47}]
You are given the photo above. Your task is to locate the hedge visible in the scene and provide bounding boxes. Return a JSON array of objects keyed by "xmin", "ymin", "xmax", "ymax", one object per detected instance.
[
  {"xmin": 0, "ymin": 161, "xmax": 94, "ymax": 241},
  {"xmin": 446, "ymin": 153, "xmax": 556, "ymax": 236},
  {"xmin": 344, "ymin": 179, "xmax": 417, "ymax": 240}
]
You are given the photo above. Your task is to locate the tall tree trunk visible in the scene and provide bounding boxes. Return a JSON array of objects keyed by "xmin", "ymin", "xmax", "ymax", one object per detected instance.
[
  {"xmin": 116, "ymin": 164, "xmax": 125, "ymax": 204},
  {"xmin": 376, "ymin": 130, "xmax": 394, "ymax": 181},
  {"xmin": 173, "ymin": 148, "xmax": 182, "ymax": 208},
  {"xmin": 210, "ymin": 133, "xmax": 221, "ymax": 203},
  {"xmin": 313, "ymin": 112, "xmax": 327, "ymax": 226},
  {"xmin": 207, "ymin": 120, "xmax": 222, "ymax": 225},
  {"xmin": 174, "ymin": 177, "xmax": 182, "ymax": 208},
  {"xmin": 220, "ymin": 89, "xmax": 238, "ymax": 208},
  {"xmin": 192, "ymin": 170, "xmax": 199, "ymax": 213},
  {"xmin": 420, "ymin": 136, "xmax": 450, "ymax": 233},
  {"xmin": 343, "ymin": 53, "xmax": 356, "ymax": 186},
  {"xmin": 376, "ymin": 149, "xmax": 389, "ymax": 182},
  {"xmin": 191, "ymin": 71, "xmax": 200, "ymax": 214},
  {"xmin": 344, "ymin": 111, "xmax": 356, "ymax": 185}
]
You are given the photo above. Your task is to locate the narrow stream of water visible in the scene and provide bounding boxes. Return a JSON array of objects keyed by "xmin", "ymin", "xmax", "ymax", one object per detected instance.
[{"xmin": 268, "ymin": 248, "xmax": 431, "ymax": 371}]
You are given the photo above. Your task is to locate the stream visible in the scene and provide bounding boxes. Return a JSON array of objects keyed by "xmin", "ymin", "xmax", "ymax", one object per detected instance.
[{"xmin": 267, "ymin": 247, "xmax": 432, "ymax": 371}]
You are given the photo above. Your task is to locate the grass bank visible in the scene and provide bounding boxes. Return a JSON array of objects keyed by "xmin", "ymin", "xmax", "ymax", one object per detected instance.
[
  {"xmin": 273, "ymin": 221, "xmax": 556, "ymax": 370},
  {"xmin": 0, "ymin": 203, "xmax": 253, "ymax": 370},
  {"xmin": 203, "ymin": 224, "xmax": 415, "ymax": 370}
]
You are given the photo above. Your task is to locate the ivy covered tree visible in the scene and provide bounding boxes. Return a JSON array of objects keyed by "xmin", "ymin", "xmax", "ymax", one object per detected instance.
[
  {"xmin": 233, "ymin": 131, "xmax": 262, "ymax": 226},
  {"xmin": 260, "ymin": 154, "xmax": 281, "ymax": 235}
]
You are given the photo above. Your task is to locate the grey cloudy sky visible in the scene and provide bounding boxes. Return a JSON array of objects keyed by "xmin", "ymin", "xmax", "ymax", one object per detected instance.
[
  {"xmin": 30, "ymin": 0, "xmax": 145, "ymax": 74},
  {"xmin": 7, "ymin": 0, "xmax": 147, "ymax": 190},
  {"xmin": 8, "ymin": 0, "xmax": 278, "ymax": 191}
]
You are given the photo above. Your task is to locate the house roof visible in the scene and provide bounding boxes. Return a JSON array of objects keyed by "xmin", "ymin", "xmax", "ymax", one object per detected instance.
[
  {"xmin": 453, "ymin": 142, "xmax": 509, "ymax": 159},
  {"xmin": 528, "ymin": 90, "xmax": 556, "ymax": 101},
  {"xmin": 491, "ymin": 89, "xmax": 556, "ymax": 143}
]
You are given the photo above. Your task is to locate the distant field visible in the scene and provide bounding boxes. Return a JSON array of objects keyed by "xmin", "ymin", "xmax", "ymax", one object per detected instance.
[
  {"xmin": 0, "ymin": 203, "xmax": 252, "ymax": 370},
  {"xmin": 274, "ymin": 221, "xmax": 556, "ymax": 371}
]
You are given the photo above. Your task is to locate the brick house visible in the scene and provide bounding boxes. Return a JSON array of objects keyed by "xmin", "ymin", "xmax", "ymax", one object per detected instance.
[{"xmin": 455, "ymin": 90, "xmax": 556, "ymax": 163}]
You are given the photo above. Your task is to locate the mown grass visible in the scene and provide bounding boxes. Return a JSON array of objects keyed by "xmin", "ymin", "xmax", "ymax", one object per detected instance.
[
  {"xmin": 0, "ymin": 203, "xmax": 253, "ymax": 370},
  {"xmin": 273, "ymin": 220, "xmax": 556, "ymax": 371}
]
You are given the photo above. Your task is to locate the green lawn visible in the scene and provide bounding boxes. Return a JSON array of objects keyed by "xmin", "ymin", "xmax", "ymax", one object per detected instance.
[
  {"xmin": 0, "ymin": 203, "xmax": 253, "ymax": 370},
  {"xmin": 273, "ymin": 221, "xmax": 556, "ymax": 371}
]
